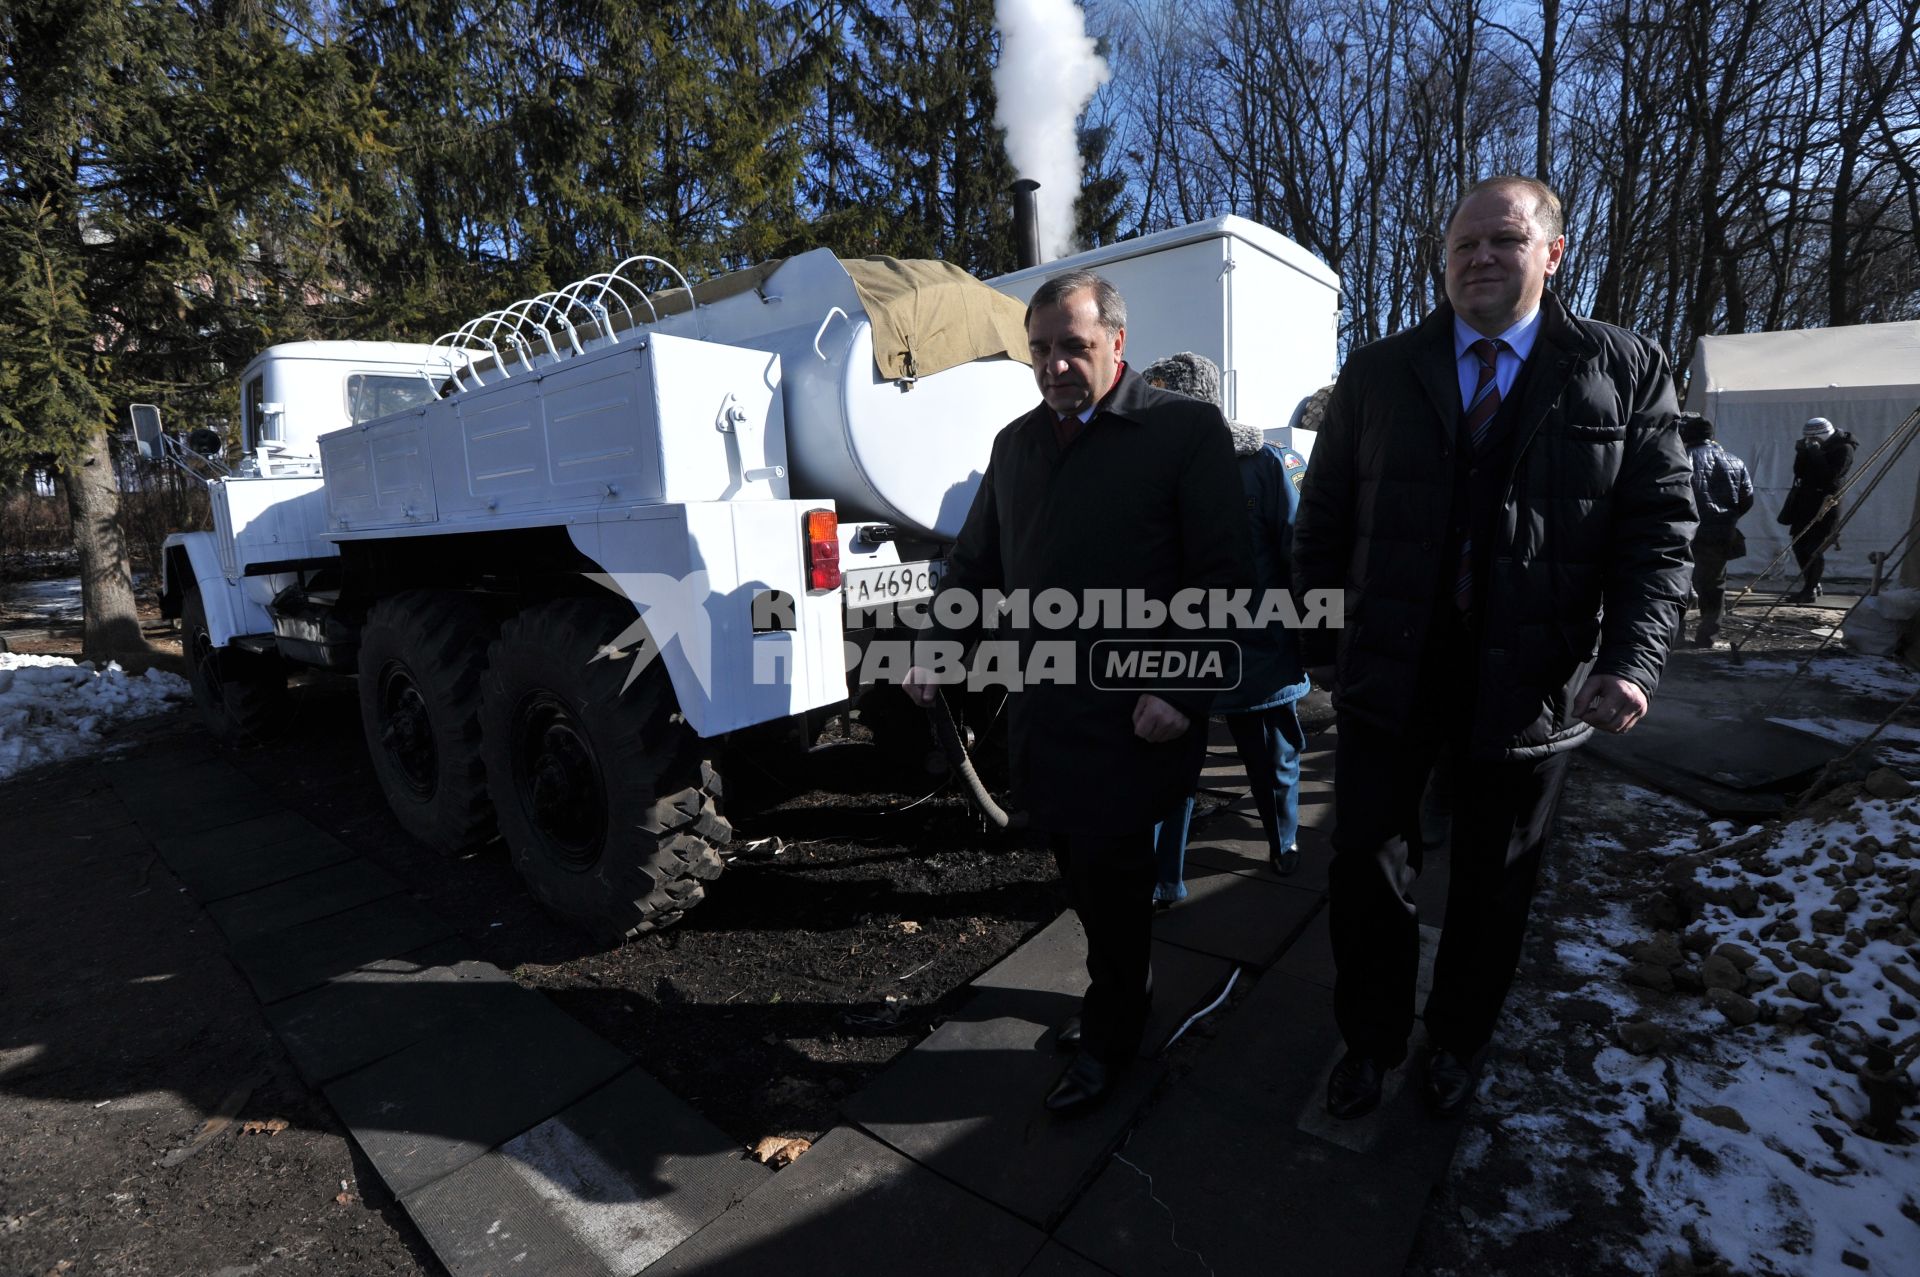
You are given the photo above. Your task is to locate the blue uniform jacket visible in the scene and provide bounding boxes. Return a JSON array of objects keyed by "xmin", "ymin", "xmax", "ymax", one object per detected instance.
[{"xmin": 1216, "ymin": 429, "xmax": 1310, "ymax": 714}]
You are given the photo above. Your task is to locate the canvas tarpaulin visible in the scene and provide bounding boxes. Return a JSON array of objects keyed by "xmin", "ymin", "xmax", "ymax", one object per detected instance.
[
  {"xmin": 841, "ymin": 257, "xmax": 1033, "ymax": 383},
  {"xmin": 1683, "ymin": 321, "xmax": 1920, "ymax": 582},
  {"xmin": 658, "ymin": 254, "xmax": 1032, "ymax": 381}
]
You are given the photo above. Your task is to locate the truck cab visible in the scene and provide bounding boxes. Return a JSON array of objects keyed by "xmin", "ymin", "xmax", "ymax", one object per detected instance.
[{"xmin": 234, "ymin": 341, "xmax": 450, "ymax": 476}]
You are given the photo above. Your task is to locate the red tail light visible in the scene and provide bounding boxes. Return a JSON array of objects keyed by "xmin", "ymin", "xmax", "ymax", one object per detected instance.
[{"xmin": 805, "ymin": 509, "xmax": 841, "ymax": 591}]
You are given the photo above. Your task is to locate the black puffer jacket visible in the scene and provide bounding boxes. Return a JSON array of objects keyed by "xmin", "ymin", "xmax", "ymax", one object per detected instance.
[{"xmin": 1294, "ymin": 293, "xmax": 1695, "ymax": 759}]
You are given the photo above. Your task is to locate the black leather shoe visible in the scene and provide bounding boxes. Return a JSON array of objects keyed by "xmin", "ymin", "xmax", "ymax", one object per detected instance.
[
  {"xmin": 1044, "ymin": 1053, "xmax": 1114, "ymax": 1117},
  {"xmin": 1055, "ymin": 1015, "xmax": 1082, "ymax": 1051},
  {"xmin": 1424, "ymin": 1049, "xmax": 1475, "ymax": 1117},
  {"xmin": 1271, "ymin": 844, "xmax": 1300, "ymax": 876},
  {"xmin": 1326, "ymin": 1052, "xmax": 1386, "ymax": 1119}
]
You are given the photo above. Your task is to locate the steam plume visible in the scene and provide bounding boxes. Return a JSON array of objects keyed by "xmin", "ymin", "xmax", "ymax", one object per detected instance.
[{"xmin": 992, "ymin": 0, "xmax": 1111, "ymax": 263}]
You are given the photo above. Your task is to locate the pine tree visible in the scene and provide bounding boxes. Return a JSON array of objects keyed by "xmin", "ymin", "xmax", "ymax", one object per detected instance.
[
  {"xmin": 0, "ymin": 0, "xmax": 150, "ymax": 659},
  {"xmin": 842, "ymin": 0, "xmax": 1020, "ymax": 273},
  {"xmin": 0, "ymin": 0, "xmax": 389, "ymax": 658}
]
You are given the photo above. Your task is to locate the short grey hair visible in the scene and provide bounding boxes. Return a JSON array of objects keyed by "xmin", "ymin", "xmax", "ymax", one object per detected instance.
[
  {"xmin": 1025, "ymin": 270, "xmax": 1127, "ymax": 333},
  {"xmin": 1447, "ymin": 175, "xmax": 1565, "ymax": 241}
]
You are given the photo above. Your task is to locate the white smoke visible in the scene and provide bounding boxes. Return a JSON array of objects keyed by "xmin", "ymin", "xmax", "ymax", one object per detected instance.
[{"xmin": 992, "ymin": 0, "xmax": 1111, "ymax": 263}]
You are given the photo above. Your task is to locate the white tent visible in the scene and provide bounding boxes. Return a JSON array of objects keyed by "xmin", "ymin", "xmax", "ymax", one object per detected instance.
[{"xmin": 1684, "ymin": 321, "xmax": 1920, "ymax": 582}]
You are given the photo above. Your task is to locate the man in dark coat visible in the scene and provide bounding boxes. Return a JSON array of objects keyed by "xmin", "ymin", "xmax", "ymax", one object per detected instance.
[
  {"xmin": 1294, "ymin": 175, "xmax": 1695, "ymax": 1120},
  {"xmin": 1779, "ymin": 416, "xmax": 1857, "ymax": 602},
  {"xmin": 1679, "ymin": 413, "xmax": 1754, "ymax": 646},
  {"xmin": 905, "ymin": 270, "xmax": 1253, "ymax": 1116}
]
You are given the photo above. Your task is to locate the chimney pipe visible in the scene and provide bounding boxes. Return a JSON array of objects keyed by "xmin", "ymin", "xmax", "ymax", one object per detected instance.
[{"xmin": 1010, "ymin": 179, "xmax": 1042, "ymax": 270}]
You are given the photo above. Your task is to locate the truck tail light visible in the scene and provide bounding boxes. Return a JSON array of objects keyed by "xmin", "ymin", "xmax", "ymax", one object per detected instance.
[{"xmin": 805, "ymin": 509, "xmax": 841, "ymax": 591}]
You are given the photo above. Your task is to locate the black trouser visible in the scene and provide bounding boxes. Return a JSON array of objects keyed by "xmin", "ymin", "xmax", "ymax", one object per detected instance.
[
  {"xmin": 1050, "ymin": 829, "xmax": 1156, "ymax": 1064},
  {"xmin": 1791, "ymin": 508, "xmax": 1839, "ymax": 591},
  {"xmin": 1692, "ymin": 524, "xmax": 1734, "ymax": 639},
  {"xmin": 1328, "ymin": 714, "xmax": 1574, "ymax": 1064}
]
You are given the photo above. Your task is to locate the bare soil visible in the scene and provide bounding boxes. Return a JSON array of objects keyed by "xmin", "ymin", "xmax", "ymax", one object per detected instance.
[{"xmin": 0, "ymin": 729, "xmax": 437, "ymax": 1277}]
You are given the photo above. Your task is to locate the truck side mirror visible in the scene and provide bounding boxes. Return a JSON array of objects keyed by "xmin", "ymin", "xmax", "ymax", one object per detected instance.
[{"xmin": 128, "ymin": 403, "xmax": 165, "ymax": 459}]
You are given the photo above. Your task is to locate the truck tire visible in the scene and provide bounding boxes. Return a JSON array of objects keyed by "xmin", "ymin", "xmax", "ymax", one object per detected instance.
[
  {"xmin": 357, "ymin": 591, "xmax": 498, "ymax": 854},
  {"xmin": 181, "ymin": 584, "xmax": 287, "ymax": 744},
  {"xmin": 479, "ymin": 597, "xmax": 730, "ymax": 942}
]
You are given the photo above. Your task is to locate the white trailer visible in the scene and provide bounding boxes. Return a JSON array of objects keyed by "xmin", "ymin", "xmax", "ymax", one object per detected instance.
[{"xmin": 143, "ymin": 222, "xmax": 1339, "ymax": 941}]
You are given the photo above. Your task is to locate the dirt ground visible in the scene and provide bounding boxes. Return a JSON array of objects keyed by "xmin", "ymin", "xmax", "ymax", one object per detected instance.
[{"xmin": 0, "ymin": 714, "xmax": 438, "ymax": 1277}]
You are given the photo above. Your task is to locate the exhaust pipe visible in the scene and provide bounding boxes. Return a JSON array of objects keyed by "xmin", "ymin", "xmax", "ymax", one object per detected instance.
[{"xmin": 1011, "ymin": 179, "xmax": 1042, "ymax": 270}]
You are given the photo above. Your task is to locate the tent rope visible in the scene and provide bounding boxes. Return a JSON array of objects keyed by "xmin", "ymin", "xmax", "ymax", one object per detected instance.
[{"xmin": 1793, "ymin": 682, "xmax": 1920, "ymax": 806}]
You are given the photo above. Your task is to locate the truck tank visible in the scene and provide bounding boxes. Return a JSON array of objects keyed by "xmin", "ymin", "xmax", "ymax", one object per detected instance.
[{"xmin": 649, "ymin": 249, "xmax": 1040, "ymax": 540}]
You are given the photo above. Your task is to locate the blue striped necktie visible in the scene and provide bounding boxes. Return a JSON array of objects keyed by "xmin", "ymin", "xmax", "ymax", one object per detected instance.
[{"xmin": 1454, "ymin": 338, "xmax": 1506, "ymax": 612}]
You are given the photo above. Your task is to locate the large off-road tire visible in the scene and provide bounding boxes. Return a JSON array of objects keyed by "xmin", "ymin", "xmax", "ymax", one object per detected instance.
[
  {"xmin": 357, "ymin": 590, "xmax": 498, "ymax": 853},
  {"xmin": 181, "ymin": 584, "xmax": 288, "ymax": 745},
  {"xmin": 478, "ymin": 597, "xmax": 730, "ymax": 942}
]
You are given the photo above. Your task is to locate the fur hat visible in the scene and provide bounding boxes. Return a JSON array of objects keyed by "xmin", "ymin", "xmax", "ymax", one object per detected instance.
[
  {"xmin": 1804, "ymin": 416, "xmax": 1835, "ymax": 438},
  {"xmin": 1142, "ymin": 351, "xmax": 1223, "ymax": 411}
]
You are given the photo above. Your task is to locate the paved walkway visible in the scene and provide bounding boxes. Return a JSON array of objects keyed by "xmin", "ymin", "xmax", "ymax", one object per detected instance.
[{"xmin": 61, "ymin": 718, "xmax": 1464, "ymax": 1277}]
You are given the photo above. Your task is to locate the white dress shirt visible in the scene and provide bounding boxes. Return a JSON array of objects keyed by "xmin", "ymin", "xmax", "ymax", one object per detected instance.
[{"xmin": 1454, "ymin": 308, "xmax": 1541, "ymax": 410}]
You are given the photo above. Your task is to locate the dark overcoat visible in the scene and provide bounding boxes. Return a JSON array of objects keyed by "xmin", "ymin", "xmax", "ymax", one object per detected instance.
[
  {"xmin": 1293, "ymin": 292, "xmax": 1696, "ymax": 759},
  {"xmin": 1778, "ymin": 431, "xmax": 1857, "ymax": 529},
  {"xmin": 934, "ymin": 366, "xmax": 1255, "ymax": 834}
]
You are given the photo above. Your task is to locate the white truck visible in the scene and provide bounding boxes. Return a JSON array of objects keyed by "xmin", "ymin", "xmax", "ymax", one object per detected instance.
[{"xmin": 138, "ymin": 217, "xmax": 1338, "ymax": 941}]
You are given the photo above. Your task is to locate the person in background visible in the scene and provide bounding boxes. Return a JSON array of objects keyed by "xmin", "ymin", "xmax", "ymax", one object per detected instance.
[
  {"xmin": 1778, "ymin": 416, "xmax": 1857, "ymax": 603},
  {"xmin": 1141, "ymin": 352, "xmax": 1310, "ymax": 907},
  {"xmin": 1294, "ymin": 175, "xmax": 1694, "ymax": 1121},
  {"xmin": 904, "ymin": 274, "xmax": 1252, "ymax": 1117},
  {"xmin": 1678, "ymin": 413, "xmax": 1753, "ymax": 647}
]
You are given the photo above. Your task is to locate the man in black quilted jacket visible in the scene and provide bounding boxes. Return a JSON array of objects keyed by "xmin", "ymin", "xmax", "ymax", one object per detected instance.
[
  {"xmin": 1294, "ymin": 175, "xmax": 1695, "ymax": 1120},
  {"xmin": 1679, "ymin": 413, "xmax": 1754, "ymax": 646}
]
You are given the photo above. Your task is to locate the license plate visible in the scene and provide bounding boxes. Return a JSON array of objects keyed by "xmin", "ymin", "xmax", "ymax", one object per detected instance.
[{"xmin": 843, "ymin": 560, "xmax": 945, "ymax": 607}]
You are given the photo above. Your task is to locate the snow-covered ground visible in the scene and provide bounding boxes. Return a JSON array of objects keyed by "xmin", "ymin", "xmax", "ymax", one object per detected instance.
[
  {"xmin": 1421, "ymin": 759, "xmax": 1920, "ymax": 1275},
  {"xmin": 0, "ymin": 654, "xmax": 190, "ymax": 781}
]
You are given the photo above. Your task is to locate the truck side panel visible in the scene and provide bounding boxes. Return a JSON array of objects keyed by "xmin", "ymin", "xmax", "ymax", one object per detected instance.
[
  {"xmin": 320, "ymin": 332, "xmax": 785, "ymax": 537},
  {"xmin": 566, "ymin": 500, "xmax": 847, "ymax": 739}
]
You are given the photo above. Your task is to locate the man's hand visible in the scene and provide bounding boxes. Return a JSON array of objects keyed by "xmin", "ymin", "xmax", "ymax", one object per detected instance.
[
  {"xmin": 1573, "ymin": 674, "xmax": 1648, "ymax": 734},
  {"xmin": 1306, "ymin": 664, "xmax": 1336, "ymax": 690},
  {"xmin": 903, "ymin": 665, "xmax": 939, "ymax": 708},
  {"xmin": 1132, "ymin": 693, "xmax": 1191, "ymax": 742}
]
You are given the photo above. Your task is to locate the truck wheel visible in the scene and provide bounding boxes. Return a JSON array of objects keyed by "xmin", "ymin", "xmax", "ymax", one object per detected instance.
[
  {"xmin": 479, "ymin": 598, "xmax": 730, "ymax": 942},
  {"xmin": 181, "ymin": 584, "xmax": 287, "ymax": 744},
  {"xmin": 357, "ymin": 591, "xmax": 498, "ymax": 854}
]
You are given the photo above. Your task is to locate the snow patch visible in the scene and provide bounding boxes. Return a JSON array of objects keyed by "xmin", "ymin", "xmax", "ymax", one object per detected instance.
[{"xmin": 0, "ymin": 653, "xmax": 189, "ymax": 780}]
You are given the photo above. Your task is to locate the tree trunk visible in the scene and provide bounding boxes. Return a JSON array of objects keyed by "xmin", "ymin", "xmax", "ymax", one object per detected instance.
[
  {"xmin": 60, "ymin": 427, "xmax": 145, "ymax": 663},
  {"xmin": 1537, "ymin": 0, "xmax": 1559, "ymax": 181}
]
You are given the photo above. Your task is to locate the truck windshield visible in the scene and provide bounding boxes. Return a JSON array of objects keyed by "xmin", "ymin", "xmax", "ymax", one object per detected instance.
[{"xmin": 347, "ymin": 374, "xmax": 436, "ymax": 425}]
